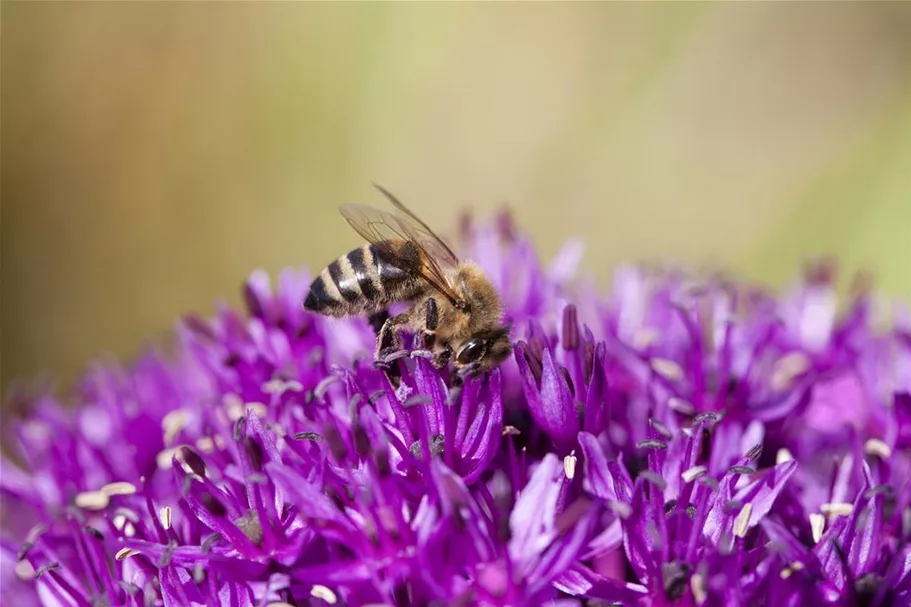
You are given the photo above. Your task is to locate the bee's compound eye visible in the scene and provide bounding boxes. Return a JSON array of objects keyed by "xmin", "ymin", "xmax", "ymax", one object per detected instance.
[{"xmin": 456, "ymin": 339, "xmax": 485, "ymax": 365}]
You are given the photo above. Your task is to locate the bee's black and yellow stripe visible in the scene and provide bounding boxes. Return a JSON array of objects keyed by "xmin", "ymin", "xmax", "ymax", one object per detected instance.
[{"xmin": 304, "ymin": 242, "xmax": 423, "ymax": 317}]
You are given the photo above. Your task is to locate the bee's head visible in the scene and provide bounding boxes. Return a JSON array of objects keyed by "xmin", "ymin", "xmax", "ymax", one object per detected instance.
[{"xmin": 453, "ymin": 325, "xmax": 513, "ymax": 374}]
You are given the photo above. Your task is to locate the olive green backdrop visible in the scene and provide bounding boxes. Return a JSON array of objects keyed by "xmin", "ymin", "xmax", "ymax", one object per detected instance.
[{"xmin": 3, "ymin": 2, "xmax": 911, "ymax": 397}]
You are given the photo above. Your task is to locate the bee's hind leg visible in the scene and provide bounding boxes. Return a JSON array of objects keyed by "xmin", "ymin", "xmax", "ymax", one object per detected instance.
[
  {"xmin": 374, "ymin": 312, "xmax": 411, "ymax": 389},
  {"xmin": 368, "ymin": 310, "xmax": 390, "ymax": 336},
  {"xmin": 375, "ymin": 312, "xmax": 410, "ymax": 362}
]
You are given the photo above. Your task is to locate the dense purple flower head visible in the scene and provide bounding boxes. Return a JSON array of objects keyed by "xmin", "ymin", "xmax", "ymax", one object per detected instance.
[{"xmin": 3, "ymin": 212, "xmax": 911, "ymax": 606}]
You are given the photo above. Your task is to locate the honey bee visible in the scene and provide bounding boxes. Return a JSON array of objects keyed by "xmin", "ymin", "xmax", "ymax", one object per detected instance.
[{"xmin": 303, "ymin": 185, "xmax": 512, "ymax": 374}]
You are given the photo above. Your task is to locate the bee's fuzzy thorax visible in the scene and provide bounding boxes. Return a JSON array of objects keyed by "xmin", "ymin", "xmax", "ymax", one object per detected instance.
[{"xmin": 452, "ymin": 262, "xmax": 505, "ymax": 329}]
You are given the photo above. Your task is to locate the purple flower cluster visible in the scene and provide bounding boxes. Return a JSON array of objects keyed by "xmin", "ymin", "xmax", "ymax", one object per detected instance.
[{"xmin": 3, "ymin": 213, "xmax": 911, "ymax": 606}]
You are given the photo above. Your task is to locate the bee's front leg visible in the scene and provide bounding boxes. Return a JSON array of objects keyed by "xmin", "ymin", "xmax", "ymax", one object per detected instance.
[
  {"xmin": 421, "ymin": 298, "xmax": 452, "ymax": 368},
  {"xmin": 421, "ymin": 297, "xmax": 439, "ymax": 350},
  {"xmin": 431, "ymin": 344, "xmax": 453, "ymax": 369}
]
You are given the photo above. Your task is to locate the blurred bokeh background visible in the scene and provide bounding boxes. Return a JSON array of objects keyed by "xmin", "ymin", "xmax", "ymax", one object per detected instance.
[{"xmin": 3, "ymin": 2, "xmax": 911, "ymax": 398}]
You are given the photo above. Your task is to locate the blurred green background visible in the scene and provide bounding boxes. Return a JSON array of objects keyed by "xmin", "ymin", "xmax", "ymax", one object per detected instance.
[{"xmin": 3, "ymin": 2, "xmax": 911, "ymax": 397}]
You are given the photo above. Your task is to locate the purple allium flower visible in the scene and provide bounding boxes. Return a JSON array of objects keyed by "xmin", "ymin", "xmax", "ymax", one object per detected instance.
[{"xmin": 3, "ymin": 213, "xmax": 911, "ymax": 606}]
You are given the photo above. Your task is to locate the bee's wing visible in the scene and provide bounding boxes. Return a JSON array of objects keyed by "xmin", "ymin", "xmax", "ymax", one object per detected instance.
[
  {"xmin": 371, "ymin": 183, "xmax": 460, "ymax": 267},
  {"xmin": 339, "ymin": 199, "xmax": 462, "ymax": 306}
]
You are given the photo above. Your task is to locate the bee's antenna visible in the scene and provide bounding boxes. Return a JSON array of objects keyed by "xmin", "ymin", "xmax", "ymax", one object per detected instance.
[{"xmin": 371, "ymin": 182, "xmax": 396, "ymax": 203}]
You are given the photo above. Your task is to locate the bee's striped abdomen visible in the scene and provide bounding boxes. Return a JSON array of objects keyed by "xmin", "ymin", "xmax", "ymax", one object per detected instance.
[
  {"xmin": 303, "ymin": 267, "xmax": 344, "ymax": 315},
  {"xmin": 348, "ymin": 246, "xmax": 381, "ymax": 302},
  {"xmin": 304, "ymin": 243, "xmax": 421, "ymax": 317}
]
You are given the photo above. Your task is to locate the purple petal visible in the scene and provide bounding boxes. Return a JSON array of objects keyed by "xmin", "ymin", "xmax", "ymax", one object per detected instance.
[
  {"xmin": 579, "ymin": 432, "xmax": 632, "ymax": 504},
  {"xmin": 266, "ymin": 463, "xmax": 354, "ymax": 533},
  {"xmin": 553, "ymin": 564, "xmax": 647, "ymax": 603},
  {"xmin": 733, "ymin": 459, "xmax": 798, "ymax": 531},
  {"xmin": 509, "ymin": 454, "xmax": 562, "ymax": 572},
  {"xmin": 518, "ymin": 347, "xmax": 579, "ymax": 444}
]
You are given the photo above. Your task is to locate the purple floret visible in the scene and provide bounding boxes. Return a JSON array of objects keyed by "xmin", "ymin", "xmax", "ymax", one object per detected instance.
[{"xmin": 3, "ymin": 213, "xmax": 910, "ymax": 606}]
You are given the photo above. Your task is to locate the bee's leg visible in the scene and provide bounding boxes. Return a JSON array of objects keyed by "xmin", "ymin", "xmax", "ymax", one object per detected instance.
[
  {"xmin": 423, "ymin": 299, "xmax": 454, "ymax": 369},
  {"xmin": 431, "ymin": 343, "xmax": 453, "ymax": 369},
  {"xmin": 421, "ymin": 297, "xmax": 439, "ymax": 350},
  {"xmin": 368, "ymin": 310, "xmax": 390, "ymax": 337},
  {"xmin": 376, "ymin": 312, "xmax": 410, "ymax": 389},
  {"xmin": 376, "ymin": 312, "xmax": 409, "ymax": 360},
  {"xmin": 457, "ymin": 362, "xmax": 482, "ymax": 379}
]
